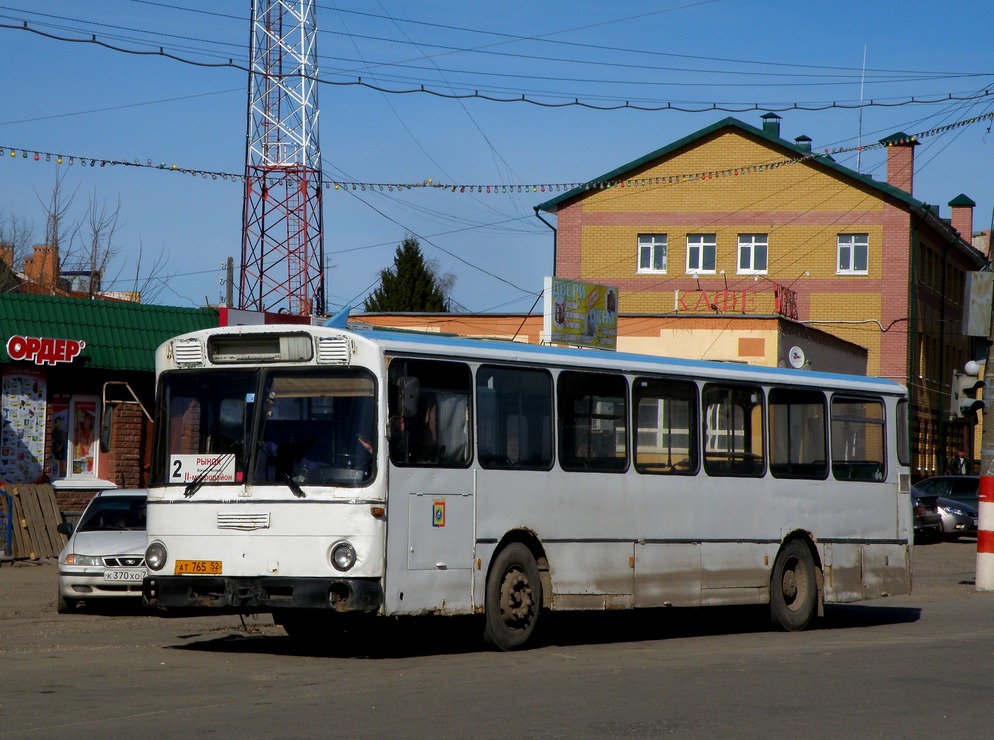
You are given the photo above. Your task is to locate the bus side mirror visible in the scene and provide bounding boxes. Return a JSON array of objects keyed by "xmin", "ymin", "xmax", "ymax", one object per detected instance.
[{"xmin": 397, "ymin": 376, "xmax": 420, "ymax": 417}]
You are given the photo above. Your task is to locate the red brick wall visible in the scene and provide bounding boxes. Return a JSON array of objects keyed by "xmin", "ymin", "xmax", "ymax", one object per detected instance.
[{"xmin": 105, "ymin": 403, "xmax": 149, "ymax": 488}]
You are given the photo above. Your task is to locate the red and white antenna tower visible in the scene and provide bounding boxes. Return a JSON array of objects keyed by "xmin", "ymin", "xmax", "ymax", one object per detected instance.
[{"xmin": 240, "ymin": 0, "xmax": 325, "ymax": 316}]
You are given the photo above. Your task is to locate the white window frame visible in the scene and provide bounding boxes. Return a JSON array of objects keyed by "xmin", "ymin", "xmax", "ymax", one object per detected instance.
[
  {"xmin": 737, "ymin": 234, "xmax": 768, "ymax": 275},
  {"xmin": 837, "ymin": 233, "xmax": 869, "ymax": 275},
  {"xmin": 686, "ymin": 234, "xmax": 716, "ymax": 274},
  {"xmin": 637, "ymin": 234, "xmax": 667, "ymax": 273}
]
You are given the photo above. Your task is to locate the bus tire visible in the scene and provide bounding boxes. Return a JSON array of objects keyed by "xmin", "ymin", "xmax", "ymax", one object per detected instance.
[
  {"xmin": 770, "ymin": 539, "xmax": 818, "ymax": 631},
  {"xmin": 484, "ymin": 543, "xmax": 542, "ymax": 651}
]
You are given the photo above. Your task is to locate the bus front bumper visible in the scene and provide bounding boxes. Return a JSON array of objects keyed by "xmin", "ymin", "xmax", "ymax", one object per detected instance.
[{"xmin": 143, "ymin": 575, "xmax": 382, "ymax": 615}]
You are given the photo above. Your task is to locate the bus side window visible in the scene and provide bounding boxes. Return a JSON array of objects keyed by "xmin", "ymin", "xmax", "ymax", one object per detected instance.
[
  {"xmin": 388, "ymin": 359, "xmax": 472, "ymax": 468},
  {"xmin": 830, "ymin": 396, "xmax": 885, "ymax": 482},
  {"xmin": 702, "ymin": 384, "xmax": 765, "ymax": 477},
  {"xmin": 769, "ymin": 388, "xmax": 828, "ymax": 480},
  {"xmin": 558, "ymin": 371, "xmax": 628, "ymax": 473},
  {"xmin": 633, "ymin": 377, "xmax": 698, "ymax": 475},
  {"xmin": 476, "ymin": 365, "xmax": 554, "ymax": 470}
]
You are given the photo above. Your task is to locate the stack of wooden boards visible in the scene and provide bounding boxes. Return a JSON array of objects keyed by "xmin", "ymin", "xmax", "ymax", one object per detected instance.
[{"xmin": 1, "ymin": 484, "xmax": 66, "ymax": 560}]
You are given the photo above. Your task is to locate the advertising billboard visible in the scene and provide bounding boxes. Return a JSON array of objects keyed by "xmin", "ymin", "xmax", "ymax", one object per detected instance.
[{"xmin": 543, "ymin": 277, "xmax": 618, "ymax": 350}]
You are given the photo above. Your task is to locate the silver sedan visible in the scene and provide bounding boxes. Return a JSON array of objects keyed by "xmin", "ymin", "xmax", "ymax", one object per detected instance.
[{"xmin": 936, "ymin": 496, "xmax": 978, "ymax": 540}]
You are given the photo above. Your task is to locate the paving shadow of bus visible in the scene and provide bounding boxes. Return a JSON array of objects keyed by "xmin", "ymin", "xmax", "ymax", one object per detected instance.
[{"xmin": 166, "ymin": 603, "xmax": 922, "ymax": 658}]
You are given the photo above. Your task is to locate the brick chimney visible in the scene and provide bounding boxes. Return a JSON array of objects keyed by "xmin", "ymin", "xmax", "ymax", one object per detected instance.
[
  {"xmin": 23, "ymin": 245, "xmax": 60, "ymax": 290},
  {"xmin": 879, "ymin": 132, "xmax": 918, "ymax": 195},
  {"xmin": 948, "ymin": 194, "xmax": 975, "ymax": 243},
  {"xmin": 0, "ymin": 244, "xmax": 13, "ymax": 269}
]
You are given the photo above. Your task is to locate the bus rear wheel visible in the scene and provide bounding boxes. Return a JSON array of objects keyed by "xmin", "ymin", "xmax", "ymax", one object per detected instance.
[
  {"xmin": 484, "ymin": 543, "xmax": 542, "ymax": 651},
  {"xmin": 770, "ymin": 539, "xmax": 818, "ymax": 631}
]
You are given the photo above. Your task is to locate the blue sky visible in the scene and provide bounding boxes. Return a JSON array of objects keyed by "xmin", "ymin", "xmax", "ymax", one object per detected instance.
[{"xmin": 0, "ymin": 1, "xmax": 991, "ymax": 313}]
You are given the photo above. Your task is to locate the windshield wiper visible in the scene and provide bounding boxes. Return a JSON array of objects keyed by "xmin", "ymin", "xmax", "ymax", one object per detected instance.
[
  {"xmin": 279, "ymin": 471, "xmax": 306, "ymax": 499},
  {"xmin": 183, "ymin": 455, "xmax": 225, "ymax": 498}
]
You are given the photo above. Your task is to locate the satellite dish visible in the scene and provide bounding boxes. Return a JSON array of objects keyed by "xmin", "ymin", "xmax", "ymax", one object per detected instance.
[{"xmin": 788, "ymin": 346, "xmax": 806, "ymax": 369}]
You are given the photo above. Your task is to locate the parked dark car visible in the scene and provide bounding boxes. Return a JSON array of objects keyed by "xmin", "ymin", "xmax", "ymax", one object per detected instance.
[
  {"xmin": 914, "ymin": 475, "xmax": 979, "ymax": 509},
  {"xmin": 910, "ymin": 486, "xmax": 942, "ymax": 542}
]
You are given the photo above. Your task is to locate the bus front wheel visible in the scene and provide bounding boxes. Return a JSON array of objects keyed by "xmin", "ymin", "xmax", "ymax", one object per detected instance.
[
  {"xmin": 770, "ymin": 539, "xmax": 818, "ymax": 631},
  {"xmin": 484, "ymin": 543, "xmax": 542, "ymax": 651}
]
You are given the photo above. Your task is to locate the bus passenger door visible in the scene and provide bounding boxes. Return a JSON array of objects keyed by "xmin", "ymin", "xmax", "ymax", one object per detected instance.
[{"xmin": 383, "ymin": 367, "xmax": 476, "ymax": 616}]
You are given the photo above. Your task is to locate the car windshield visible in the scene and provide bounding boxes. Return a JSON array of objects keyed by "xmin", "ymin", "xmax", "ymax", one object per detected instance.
[{"xmin": 77, "ymin": 497, "xmax": 146, "ymax": 532}]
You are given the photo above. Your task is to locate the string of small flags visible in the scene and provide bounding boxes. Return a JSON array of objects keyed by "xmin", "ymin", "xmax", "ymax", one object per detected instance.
[{"xmin": 1, "ymin": 110, "xmax": 990, "ymax": 194}]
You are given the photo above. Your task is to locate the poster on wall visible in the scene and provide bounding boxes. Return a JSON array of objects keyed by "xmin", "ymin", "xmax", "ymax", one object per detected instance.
[
  {"xmin": 0, "ymin": 368, "xmax": 48, "ymax": 483},
  {"xmin": 71, "ymin": 400, "xmax": 98, "ymax": 476},
  {"xmin": 48, "ymin": 400, "xmax": 68, "ymax": 479}
]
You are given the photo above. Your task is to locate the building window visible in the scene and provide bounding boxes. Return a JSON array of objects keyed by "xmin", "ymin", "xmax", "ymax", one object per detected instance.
[
  {"xmin": 637, "ymin": 234, "xmax": 667, "ymax": 273},
  {"xmin": 737, "ymin": 234, "xmax": 768, "ymax": 274},
  {"xmin": 687, "ymin": 234, "xmax": 716, "ymax": 274},
  {"xmin": 837, "ymin": 234, "xmax": 868, "ymax": 275}
]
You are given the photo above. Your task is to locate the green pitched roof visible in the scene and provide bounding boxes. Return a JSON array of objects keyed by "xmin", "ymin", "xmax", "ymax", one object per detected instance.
[{"xmin": 0, "ymin": 293, "xmax": 219, "ymax": 371}]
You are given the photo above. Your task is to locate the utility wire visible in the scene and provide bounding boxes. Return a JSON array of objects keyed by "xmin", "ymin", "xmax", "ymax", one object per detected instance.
[{"xmin": 1, "ymin": 20, "xmax": 991, "ymax": 113}]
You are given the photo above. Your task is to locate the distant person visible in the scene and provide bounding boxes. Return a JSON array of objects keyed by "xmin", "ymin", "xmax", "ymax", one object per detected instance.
[{"xmin": 949, "ymin": 450, "xmax": 968, "ymax": 475}]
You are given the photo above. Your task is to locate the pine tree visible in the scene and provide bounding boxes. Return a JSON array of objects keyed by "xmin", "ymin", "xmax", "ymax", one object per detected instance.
[{"xmin": 363, "ymin": 237, "xmax": 450, "ymax": 312}]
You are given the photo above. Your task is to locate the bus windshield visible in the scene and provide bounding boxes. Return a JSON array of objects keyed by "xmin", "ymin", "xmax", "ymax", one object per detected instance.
[
  {"xmin": 254, "ymin": 370, "xmax": 376, "ymax": 487},
  {"xmin": 151, "ymin": 368, "xmax": 377, "ymax": 489}
]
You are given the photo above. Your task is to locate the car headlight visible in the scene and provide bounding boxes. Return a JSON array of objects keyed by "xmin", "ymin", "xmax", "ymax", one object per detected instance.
[
  {"xmin": 940, "ymin": 505, "xmax": 967, "ymax": 517},
  {"xmin": 145, "ymin": 542, "xmax": 167, "ymax": 571},
  {"xmin": 330, "ymin": 541, "xmax": 356, "ymax": 572},
  {"xmin": 64, "ymin": 554, "xmax": 103, "ymax": 567}
]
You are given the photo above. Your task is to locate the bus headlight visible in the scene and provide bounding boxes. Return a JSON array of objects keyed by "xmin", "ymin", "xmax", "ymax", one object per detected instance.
[
  {"xmin": 330, "ymin": 541, "xmax": 356, "ymax": 572},
  {"xmin": 145, "ymin": 542, "xmax": 167, "ymax": 571}
]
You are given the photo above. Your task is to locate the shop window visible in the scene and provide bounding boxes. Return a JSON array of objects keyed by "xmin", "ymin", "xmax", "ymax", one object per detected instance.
[{"xmin": 66, "ymin": 396, "xmax": 101, "ymax": 479}]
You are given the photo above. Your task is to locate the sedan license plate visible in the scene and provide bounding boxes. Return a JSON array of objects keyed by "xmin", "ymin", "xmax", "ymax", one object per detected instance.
[
  {"xmin": 103, "ymin": 569, "xmax": 144, "ymax": 582},
  {"xmin": 174, "ymin": 559, "xmax": 222, "ymax": 575}
]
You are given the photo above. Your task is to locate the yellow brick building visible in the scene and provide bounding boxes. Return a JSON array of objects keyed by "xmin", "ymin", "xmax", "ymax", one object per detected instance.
[{"xmin": 536, "ymin": 114, "xmax": 988, "ymax": 478}]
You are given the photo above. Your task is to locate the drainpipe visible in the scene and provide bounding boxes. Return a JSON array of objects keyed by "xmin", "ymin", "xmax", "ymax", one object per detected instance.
[
  {"xmin": 533, "ymin": 206, "xmax": 557, "ymax": 278},
  {"xmin": 908, "ymin": 207, "xmax": 928, "ymax": 477}
]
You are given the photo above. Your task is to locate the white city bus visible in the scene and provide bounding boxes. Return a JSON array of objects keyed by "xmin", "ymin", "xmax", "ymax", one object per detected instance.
[{"xmin": 143, "ymin": 322, "xmax": 912, "ymax": 650}]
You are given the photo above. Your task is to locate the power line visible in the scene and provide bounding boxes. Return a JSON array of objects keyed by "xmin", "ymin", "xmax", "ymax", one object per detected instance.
[{"xmin": 2, "ymin": 20, "xmax": 992, "ymax": 113}]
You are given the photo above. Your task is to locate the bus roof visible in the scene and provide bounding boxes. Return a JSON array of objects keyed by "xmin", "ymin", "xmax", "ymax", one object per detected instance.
[
  {"xmin": 163, "ymin": 322, "xmax": 907, "ymax": 397},
  {"xmin": 351, "ymin": 324, "xmax": 904, "ymax": 394}
]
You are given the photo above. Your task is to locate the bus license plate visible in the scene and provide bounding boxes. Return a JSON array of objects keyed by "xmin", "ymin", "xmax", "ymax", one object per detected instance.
[
  {"xmin": 103, "ymin": 569, "xmax": 144, "ymax": 582},
  {"xmin": 174, "ymin": 560, "xmax": 222, "ymax": 575}
]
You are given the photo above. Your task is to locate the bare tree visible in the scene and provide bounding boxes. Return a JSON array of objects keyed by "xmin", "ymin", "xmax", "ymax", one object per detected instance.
[
  {"xmin": 19, "ymin": 167, "xmax": 173, "ymax": 303},
  {"xmin": 128, "ymin": 239, "xmax": 172, "ymax": 303},
  {"xmin": 80, "ymin": 191, "xmax": 123, "ymax": 296},
  {"xmin": 36, "ymin": 166, "xmax": 80, "ymax": 253},
  {"xmin": 0, "ymin": 207, "xmax": 34, "ymax": 266}
]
